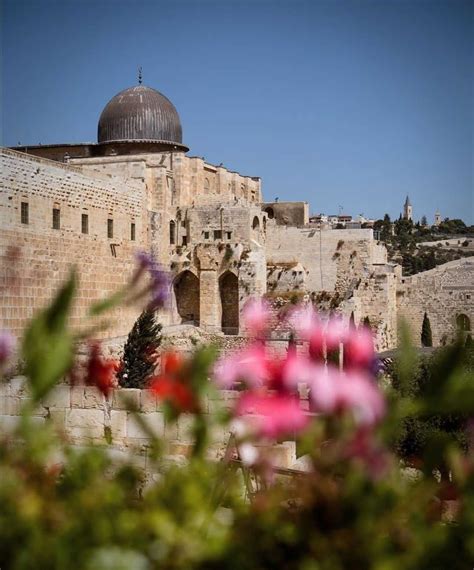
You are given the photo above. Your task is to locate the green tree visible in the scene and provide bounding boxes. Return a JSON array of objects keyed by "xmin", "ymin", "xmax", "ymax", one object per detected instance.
[
  {"xmin": 381, "ymin": 213, "xmax": 392, "ymax": 242},
  {"xmin": 420, "ymin": 215, "xmax": 427, "ymax": 227},
  {"xmin": 421, "ymin": 312, "xmax": 433, "ymax": 347},
  {"xmin": 118, "ymin": 310, "xmax": 162, "ymax": 388}
]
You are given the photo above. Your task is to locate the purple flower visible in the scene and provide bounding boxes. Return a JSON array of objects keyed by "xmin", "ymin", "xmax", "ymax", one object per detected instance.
[
  {"xmin": 0, "ymin": 330, "xmax": 15, "ymax": 365},
  {"xmin": 135, "ymin": 251, "xmax": 170, "ymax": 310}
]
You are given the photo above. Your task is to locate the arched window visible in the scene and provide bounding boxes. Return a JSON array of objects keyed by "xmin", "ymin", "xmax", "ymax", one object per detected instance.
[
  {"xmin": 265, "ymin": 207, "xmax": 274, "ymax": 219},
  {"xmin": 252, "ymin": 216, "xmax": 260, "ymax": 230},
  {"xmin": 456, "ymin": 314, "xmax": 471, "ymax": 332},
  {"xmin": 169, "ymin": 220, "xmax": 176, "ymax": 245}
]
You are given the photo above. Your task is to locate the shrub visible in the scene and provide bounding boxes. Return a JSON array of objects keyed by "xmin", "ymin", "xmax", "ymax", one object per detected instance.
[{"xmin": 117, "ymin": 310, "xmax": 162, "ymax": 388}]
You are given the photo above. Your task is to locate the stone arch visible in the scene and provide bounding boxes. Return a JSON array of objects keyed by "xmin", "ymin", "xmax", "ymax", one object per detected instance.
[
  {"xmin": 264, "ymin": 207, "xmax": 274, "ymax": 219},
  {"xmin": 173, "ymin": 270, "xmax": 200, "ymax": 325},
  {"xmin": 252, "ymin": 216, "xmax": 260, "ymax": 230},
  {"xmin": 219, "ymin": 271, "xmax": 239, "ymax": 335},
  {"xmin": 169, "ymin": 220, "xmax": 176, "ymax": 245},
  {"xmin": 456, "ymin": 313, "xmax": 471, "ymax": 332}
]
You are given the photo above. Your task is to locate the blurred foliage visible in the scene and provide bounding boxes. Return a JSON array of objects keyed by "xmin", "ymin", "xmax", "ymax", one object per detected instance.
[{"xmin": 1, "ymin": 274, "xmax": 474, "ymax": 569}]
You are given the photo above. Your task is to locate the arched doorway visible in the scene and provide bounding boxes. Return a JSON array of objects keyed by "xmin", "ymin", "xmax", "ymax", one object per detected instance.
[
  {"xmin": 219, "ymin": 271, "xmax": 239, "ymax": 335},
  {"xmin": 264, "ymin": 207, "xmax": 274, "ymax": 219},
  {"xmin": 173, "ymin": 271, "xmax": 200, "ymax": 326},
  {"xmin": 456, "ymin": 313, "xmax": 471, "ymax": 332}
]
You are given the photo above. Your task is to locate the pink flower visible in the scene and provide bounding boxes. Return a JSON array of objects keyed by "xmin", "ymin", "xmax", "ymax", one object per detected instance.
[
  {"xmin": 345, "ymin": 428, "xmax": 390, "ymax": 480},
  {"xmin": 213, "ymin": 345, "xmax": 269, "ymax": 389},
  {"xmin": 309, "ymin": 365, "xmax": 385, "ymax": 426},
  {"xmin": 235, "ymin": 392, "xmax": 309, "ymax": 438},
  {"xmin": 288, "ymin": 305, "xmax": 320, "ymax": 340},
  {"xmin": 344, "ymin": 327, "xmax": 374, "ymax": 370},
  {"xmin": 325, "ymin": 317, "xmax": 348, "ymax": 353},
  {"xmin": 242, "ymin": 298, "xmax": 270, "ymax": 336},
  {"xmin": 0, "ymin": 330, "xmax": 15, "ymax": 365}
]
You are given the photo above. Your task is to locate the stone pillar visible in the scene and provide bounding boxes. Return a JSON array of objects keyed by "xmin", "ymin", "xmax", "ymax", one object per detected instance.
[{"xmin": 200, "ymin": 269, "xmax": 220, "ymax": 332}]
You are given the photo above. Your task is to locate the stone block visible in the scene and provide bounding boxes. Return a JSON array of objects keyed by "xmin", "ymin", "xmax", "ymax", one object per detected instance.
[
  {"xmin": 48, "ymin": 409, "xmax": 67, "ymax": 430},
  {"xmin": 127, "ymin": 411, "xmax": 164, "ymax": 440},
  {"xmin": 65, "ymin": 408, "xmax": 105, "ymax": 440},
  {"xmin": 9, "ymin": 376, "xmax": 27, "ymax": 398},
  {"xmin": 42, "ymin": 386, "xmax": 71, "ymax": 409},
  {"xmin": 140, "ymin": 389, "xmax": 157, "ymax": 413},
  {"xmin": 177, "ymin": 413, "xmax": 195, "ymax": 442},
  {"xmin": 110, "ymin": 410, "xmax": 127, "ymax": 441},
  {"xmin": 113, "ymin": 388, "xmax": 140, "ymax": 410},
  {"xmin": 70, "ymin": 386, "xmax": 85, "ymax": 408},
  {"xmin": 164, "ymin": 420, "xmax": 178, "ymax": 440},
  {"xmin": 83, "ymin": 387, "xmax": 105, "ymax": 409}
]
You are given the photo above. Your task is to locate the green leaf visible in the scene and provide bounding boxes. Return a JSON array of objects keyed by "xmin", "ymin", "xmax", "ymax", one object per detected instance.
[
  {"xmin": 88, "ymin": 288, "xmax": 126, "ymax": 317},
  {"xmin": 22, "ymin": 271, "xmax": 76, "ymax": 402}
]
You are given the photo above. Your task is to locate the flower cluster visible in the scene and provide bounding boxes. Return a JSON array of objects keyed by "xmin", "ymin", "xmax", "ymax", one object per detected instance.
[
  {"xmin": 214, "ymin": 301, "xmax": 385, "ymax": 452},
  {"xmin": 84, "ymin": 342, "xmax": 120, "ymax": 397},
  {"xmin": 150, "ymin": 352, "xmax": 198, "ymax": 413}
]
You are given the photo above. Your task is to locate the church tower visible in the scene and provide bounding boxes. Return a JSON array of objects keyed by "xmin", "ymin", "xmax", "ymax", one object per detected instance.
[
  {"xmin": 403, "ymin": 195, "xmax": 413, "ymax": 221},
  {"xmin": 434, "ymin": 210, "xmax": 441, "ymax": 227}
]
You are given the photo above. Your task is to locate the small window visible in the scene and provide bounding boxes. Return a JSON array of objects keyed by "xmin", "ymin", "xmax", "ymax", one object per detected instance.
[
  {"xmin": 52, "ymin": 208, "xmax": 60, "ymax": 230},
  {"xmin": 131, "ymin": 222, "xmax": 136, "ymax": 241},
  {"xmin": 81, "ymin": 214, "xmax": 89, "ymax": 234},
  {"xmin": 214, "ymin": 230, "xmax": 222, "ymax": 240},
  {"xmin": 181, "ymin": 221, "xmax": 186, "ymax": 228},
  {"xmin": 107, "ymin": 218, "xmax": 113, "ymax": 239},
  {"xmin": 21, "ymin": 202, "xmax": 29, "ymax": 224},
  {"xmin": 226, "ymin": 231, "xmax": 232, "ymax": 240},
  {"xmin": 182, "ymin": 235, "xmax": 188, "ymax": 246},
  {"xmin": 204, "ymin": 231, "xmax": 210, "ymax": 240}
]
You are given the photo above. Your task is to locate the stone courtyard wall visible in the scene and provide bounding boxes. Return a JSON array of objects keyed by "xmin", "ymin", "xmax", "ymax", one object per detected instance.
[
  {"xmin": 0, "ymin": 148, "xmax": 146, "ymax": 339},
  {"xmin": 0, "ymin": 377, "xmax": 299, "ymax": 470},
  {"xmin": 396, "ymin": 258, "xmax": 474, "ymax": 346}
]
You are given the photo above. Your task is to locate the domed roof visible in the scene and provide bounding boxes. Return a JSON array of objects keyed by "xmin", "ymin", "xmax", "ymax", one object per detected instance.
[{"xmin": 98, "ymin": 85, "xmax": 183, "ymax": 145}]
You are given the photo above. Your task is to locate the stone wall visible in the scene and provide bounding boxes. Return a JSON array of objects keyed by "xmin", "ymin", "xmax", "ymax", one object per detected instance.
[
  {"xmin": 0, "ymin": 377, "xmax": 299, "ymax": 469},
  {"xmin": 397, "ymin": 258, "xmax": 474, "ymax": 346},
  {"xmin": 265, "ymin": 225, "xmax": 387, "ymax": 293},
  {"xmin": 0, "ymin": 148, "xmax": 145, "ymax": 338}
]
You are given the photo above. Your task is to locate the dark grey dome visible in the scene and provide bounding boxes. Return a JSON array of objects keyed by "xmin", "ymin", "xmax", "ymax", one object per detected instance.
[{"xmin": 98, "ymin": 85, "xmax": 183, "ymax": 145}]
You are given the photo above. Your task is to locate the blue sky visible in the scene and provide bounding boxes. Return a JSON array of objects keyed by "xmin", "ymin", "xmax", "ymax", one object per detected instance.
[{"xmin": 2, "ymin": 0, "xmax": 473, "ymax": 223}]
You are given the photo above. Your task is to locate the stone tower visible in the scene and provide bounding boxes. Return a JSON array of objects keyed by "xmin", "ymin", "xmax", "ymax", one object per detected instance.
[
  {"xmin": 434, "ymin": 210, "xmax": 441, "ymax": 227},
  {"xmin": 403, "ymin": 195, "xmax": 413, "ymax": 221}
]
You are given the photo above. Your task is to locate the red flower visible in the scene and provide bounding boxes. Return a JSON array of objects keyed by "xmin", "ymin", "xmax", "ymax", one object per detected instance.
[
  {"xmin": 150, "ymin": 352, "xmax": 196, "ymax": 412},
  {"xmin": 85, "ymin": 343, "xmax": 118, "ymax": 397}
]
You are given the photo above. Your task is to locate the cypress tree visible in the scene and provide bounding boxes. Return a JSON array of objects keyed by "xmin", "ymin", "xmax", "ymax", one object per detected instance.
[
  {"xmin": 421, "ymin": 312, "xmax": 433, "ymax": 347},
  {"xmin": 118, "ymin": 310, "xmax": 162, "ymax": 388}
]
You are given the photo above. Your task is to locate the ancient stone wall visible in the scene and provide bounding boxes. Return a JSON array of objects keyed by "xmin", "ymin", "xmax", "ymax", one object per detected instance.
[
  {"xmin": 265, "ymin": 224, "xmax": 387, "ymax": 293},
  {"xmin": 0, "ymin": 377, "xmax": 299, "ymax": 469},
  {"xmin": 396, "ymin": 258, "xmax": 474, "ymax": 346},
  {"xmin": 0, "ymin": 148, "xmax": 146, "ymax": 338}
]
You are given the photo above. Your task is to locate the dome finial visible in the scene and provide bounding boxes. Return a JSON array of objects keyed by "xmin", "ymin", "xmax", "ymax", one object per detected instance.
[{"xmin": 138, "ymin": 66, "xmax": 143, "ymax": 85}]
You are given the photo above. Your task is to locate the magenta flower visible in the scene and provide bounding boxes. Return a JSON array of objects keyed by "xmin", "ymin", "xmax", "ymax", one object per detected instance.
[
  {"xmin": 242, "ymin": 298, "xmax": 271, "ymax": 336},
  {"xmin": 135, "ymin": 251, "xmax": 170, "ymax": 310},
  {"xmin": 0, "ymin": 330, "xmax": 15, "ymax": 365},
  {"xmin": 344, "ymin": 327, "xmax": 374, "ymax": 370},
  {"xmin": 213, "ymin": 345, "xmax": 269, "ymax": 389},
  {"xmin": 235, "ymin": 392, "xmax": 309, "ymax": 438},
  {"xmin": 309, "ymin": 365, "xmax": 385, "ymax": 426},
  {"xmin": 288, "ymin": 305, "xmax": 320, "ymax": 340},
  {"xmin": 325, "ymin": 316, "xmax": 348, "ymax": 353}
]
